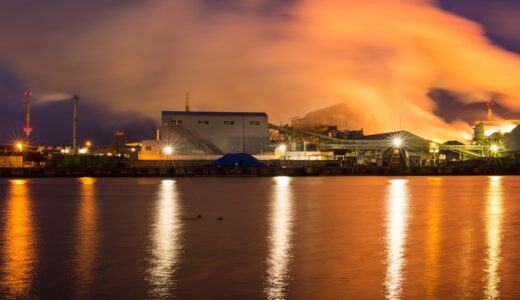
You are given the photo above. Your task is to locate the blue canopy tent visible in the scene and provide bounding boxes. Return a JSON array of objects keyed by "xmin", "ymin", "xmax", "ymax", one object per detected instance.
[{"xmin": 210, "ymin": 153, "xmax": 266, "ymax": 167}]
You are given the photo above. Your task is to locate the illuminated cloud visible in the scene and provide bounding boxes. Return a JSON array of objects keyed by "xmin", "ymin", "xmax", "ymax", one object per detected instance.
[
  {"xmin": 1, "ymin": 0, "xmax": 520, "ymax": 141},
  {"xmin": 39, "ymin": 93, "xmax": 74, "ymax": 104}
]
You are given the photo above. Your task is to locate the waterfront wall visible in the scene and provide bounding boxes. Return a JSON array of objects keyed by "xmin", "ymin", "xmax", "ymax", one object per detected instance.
[{"xmin": 0, "ymin": 158, "xmax": 518, "ymax": 177}]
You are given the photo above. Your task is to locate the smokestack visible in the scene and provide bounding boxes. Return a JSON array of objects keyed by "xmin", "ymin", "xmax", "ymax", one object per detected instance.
[
  {"xmin": 24, "ymin": 90, "xmax": 32, "ymax": 145},
  {"xmin": 156, "ymin": 129, "xmax": 161, "ymax": 141},
  {"xmin": 185, "ymin": 92, "xmax": 190, "ymax": 112},
  {"xmin": 73, "ymin": 95, "xmax": 79, "ymax": 154},
  {"xmin": 487, "ymin": 98, "xmax": 494, "ymax": 121},
  {"xmin": 487, "ymin": 100, "xmax": 494, "ymax": 121}
]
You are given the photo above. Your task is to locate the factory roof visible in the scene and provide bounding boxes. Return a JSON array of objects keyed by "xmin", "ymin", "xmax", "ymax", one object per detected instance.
[{"xmin": 162, "ymin": 111, "xmax": 267, "ymax": 117}]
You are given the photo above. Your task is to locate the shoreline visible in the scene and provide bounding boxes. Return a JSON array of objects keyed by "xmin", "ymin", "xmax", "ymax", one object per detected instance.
[{"xmin": 1, "ymin": 165, "xmax": 518, "ymax": 178}]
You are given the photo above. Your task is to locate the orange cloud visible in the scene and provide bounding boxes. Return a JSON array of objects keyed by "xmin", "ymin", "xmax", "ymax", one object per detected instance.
[{"xmin": 1, "ymin": 0, "xmax": 520, "ymax": 141}]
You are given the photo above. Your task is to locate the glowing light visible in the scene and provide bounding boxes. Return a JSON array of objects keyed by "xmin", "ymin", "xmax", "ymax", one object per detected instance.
[
  {"xmin": 163, "ymin": 146, "xmax": 174, "ymax": 155},
  {"xmin": 75, "ymin": 177, "xmax": 97, "ymax": 298},
  {"xmin": 501, "ymin": 124, "xmax": 516, "ymax": 134},
  {"xmin": 15, "ymin": 142, "xmax": 23, "ymax": 151},
  {"xmin": 1, "ymin": 179, "xmax": 35, "ymax": 298},
  {"xmin": 392, "ymin": 138, "xmax": 402, "ymax": 148},
  {"xmin": 485, "ymin": 129, "xmax": 496, "ymax": 137},
  {"xmin": 484, "ymin": 176, "xmax": 503, "ymax": 299},
  {"xmin": 384, "ymin": 179, "xmax": 409, "ymax": 300},
  {"xmin": 425, "ymin": 178, "xmax": 442, "ymax": 299},
  {"xmin": 147, "ymin": 179, "xmax": 182, "ymax": 297},
  {"xmin": 11, "ymin": 179, "xmax": 27, "ymax": 185},
  {"xmin": 265, "ymin": 176, "xmax": 293, "ymax": 300},
  {"xmin": 85, "ymin": 141, "xmax": 92, "ymax": 147},
  {"xmin": 277, "ymin": 144, "xmax": 287, "ymax": 153},
  {"xmin": 131, "ymin": 148, "xmax": 136, "ymax": 152},
  {"xmin": 78, "ymin": 148, "xmax": 88, "ymax": 154},
  {"xmin": 490, "ymin": 145, "xmax": 499, "ymax": 153}
]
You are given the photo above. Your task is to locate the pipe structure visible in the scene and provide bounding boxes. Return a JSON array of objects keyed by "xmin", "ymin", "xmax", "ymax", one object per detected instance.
[
  {"xmin": 24, "ymin": 90, "xmax": 32, "ymax": 144},
  {"xmin": 73, "ymin": 95, "xmax": 79, "ymax": 154}
]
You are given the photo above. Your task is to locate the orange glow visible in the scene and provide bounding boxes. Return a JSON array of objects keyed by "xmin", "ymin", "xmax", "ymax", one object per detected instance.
[
  {"xmin": 3, "ymin": 1, "xmax": 520, "ymax": 140},
  {"xmin": 484, "ymin": 176, "xmax": 503, "ymax": 299},
  {"xmin": 1, "ymin": 179, "xmax": 36, "ymax": 298},
  {"xmin": 75, "ymin": 177, "xmax": 98, "ymax": 297},
  {"xmin": 425, "ymin": 178, "xmax": 442, "ymax": 299}
]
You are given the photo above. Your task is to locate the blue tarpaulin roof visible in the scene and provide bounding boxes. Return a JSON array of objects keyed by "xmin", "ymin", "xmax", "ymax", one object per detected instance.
[{"xmin": 210, "ymin": 153, "xmax": 266, "ymax": 167}]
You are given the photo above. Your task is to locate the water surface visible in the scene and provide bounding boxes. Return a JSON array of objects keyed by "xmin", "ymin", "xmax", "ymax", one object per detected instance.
[{"xmin": 0, "ymin": 176, "xmax": 519, "ymax": 299}]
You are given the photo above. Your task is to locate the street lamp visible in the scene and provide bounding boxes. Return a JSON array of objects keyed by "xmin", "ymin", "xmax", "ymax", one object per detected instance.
[
  {"xmin": 163, "ymin": 146, "xmax": 174, "ymax": 155},
  {"xmin": 392, "ymin": 138, "xmax": 402, "ymax": 148},
  {"xmin": 276, "ymin": 144, "xmax": 287, "ymax": 160}
]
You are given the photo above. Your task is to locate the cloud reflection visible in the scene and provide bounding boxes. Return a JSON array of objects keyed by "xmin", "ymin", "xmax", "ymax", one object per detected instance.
[
  {"xmin": 384, "ymin": 179, "xmax": 409, "ymax": 300},
  {"xmin": 0, "ymin": 179, "xmax": 36, "ymax": 299},
  {"xmin": 74, "ymin": 177, "xmax": 98, "ymax": 298},
  {"xmin": 265, "ymin": 176, "xmax": 294, "ymax": 300},
  {"xmin": 484, "ymin": 176, "xmax": 503, "ymax": 300},
  {"xmin": 147, "ymin": 179, "xmax": 182, "ymax": 298}
]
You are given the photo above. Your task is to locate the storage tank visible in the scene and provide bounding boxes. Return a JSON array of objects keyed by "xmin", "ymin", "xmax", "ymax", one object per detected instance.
[{"xmin": 473, "ymin": 122, "xmax": 485, "ymax": 142}]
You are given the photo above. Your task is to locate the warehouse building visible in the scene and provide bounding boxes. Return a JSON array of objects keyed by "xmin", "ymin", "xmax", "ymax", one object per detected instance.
[
  {"xmin": 160, "ymin": 111, "xmax": 270, "ymax": 155},
  {"xmin": 505, "ymin": 125, "xmax": 520, "ymax": 154}
]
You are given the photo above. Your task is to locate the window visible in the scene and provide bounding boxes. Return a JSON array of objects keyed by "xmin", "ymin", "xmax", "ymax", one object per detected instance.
[
  {"xmin": 198, "ymin": 120, "xmax": 209, "ymax": 125},
  {"xmin": 170, "ymin": 119, "xmax": 182, "ymax": 125},
  {"xmin": 249, "ymin": 121, "xmax": 261, "ymax": 126},
  {"xmin": 145, "ymin": 146, "xmax": 152, "ymax": 151},
  {"xmin": 224, "ymin": 120, "xmax": 235, "ymax": 125}
]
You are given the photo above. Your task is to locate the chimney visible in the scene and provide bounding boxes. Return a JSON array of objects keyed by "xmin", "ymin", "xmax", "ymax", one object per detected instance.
[{"xmin": 185, "ymin": 92, "xmax": 190, "ymax": 112}]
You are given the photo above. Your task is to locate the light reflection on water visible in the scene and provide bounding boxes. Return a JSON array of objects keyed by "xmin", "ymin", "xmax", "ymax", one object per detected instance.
[
  {"xmin": 425, "ymin": 178, "xmax": 441, "ymax": 299},
  {"xmin": 265, "ymin": 176, "xmax": 294, "ymax": 300},
  {"xmin": 0, "ymin": 177, "xmax": 516, "ymax": 299},
  {"xmin": 147, "ymin": 179, "xmax": 182, "ymax": 298},
  {"xmin": 384, "ymin": 179, "xmax": 409, "ymax": 300},
  {"xmin": 484, "ymin": 176, "xmax": 503, "ymax": 300},
  {"xmin": 0, "ymin": 179, "xmax": 36, "ymax": 299},
  {"xmin": 460, "ymin": 186, "xmax": 475, "ymax": 299},
  {"xmin": 74, "ymin": 177, "xmax": 98, "ymax": 298}
]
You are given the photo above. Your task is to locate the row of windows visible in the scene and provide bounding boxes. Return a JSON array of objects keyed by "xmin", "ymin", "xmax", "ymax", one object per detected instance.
[{"xmin": 167, "ymin": 119, "xmax": 262, "ymax": 126}]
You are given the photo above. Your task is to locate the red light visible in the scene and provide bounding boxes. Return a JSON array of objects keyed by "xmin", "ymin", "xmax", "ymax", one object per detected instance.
[
  {"xmin": 24, "ymin": 126, "xmax": 32, "ymax": 133},
  {"xmin": 24, "ymin": 90, "xmax": 32, "ymax": 97}
]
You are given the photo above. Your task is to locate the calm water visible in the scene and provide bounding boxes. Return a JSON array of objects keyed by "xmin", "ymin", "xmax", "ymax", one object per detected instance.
[{"xmin": 0, "ymin": 176, "xmax": 519, "ymax": 299}]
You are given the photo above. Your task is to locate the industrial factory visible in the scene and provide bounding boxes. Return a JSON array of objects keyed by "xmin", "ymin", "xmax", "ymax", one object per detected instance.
[{"xmin": 2, "ymin": 91, "xmax": 520, "ymax": 176}]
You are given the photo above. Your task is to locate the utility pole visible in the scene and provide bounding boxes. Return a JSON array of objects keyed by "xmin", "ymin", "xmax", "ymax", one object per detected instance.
[
  {"xmin": 24, "ymin": 90, "xmax": 32, "ymax": 145},
  {"xmin": 73, "ymin": 95, "xmax": 79, "ymax": 154}
]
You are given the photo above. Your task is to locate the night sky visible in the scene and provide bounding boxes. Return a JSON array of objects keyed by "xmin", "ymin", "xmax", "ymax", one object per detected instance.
[{"xmin": 1, "ymin": 0, "xmax": 520, "ymax": 145}]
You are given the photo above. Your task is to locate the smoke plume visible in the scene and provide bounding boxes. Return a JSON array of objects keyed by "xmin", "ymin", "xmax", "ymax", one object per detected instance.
[{"xmin": 1, "ymin": 0, "xmax": 520, "ymax": 141}]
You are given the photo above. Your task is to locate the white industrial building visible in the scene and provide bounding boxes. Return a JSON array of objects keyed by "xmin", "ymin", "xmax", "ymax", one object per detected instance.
[{"xmin": 159, "ymin": 111, "xmax": 270, "ymax": 155}]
